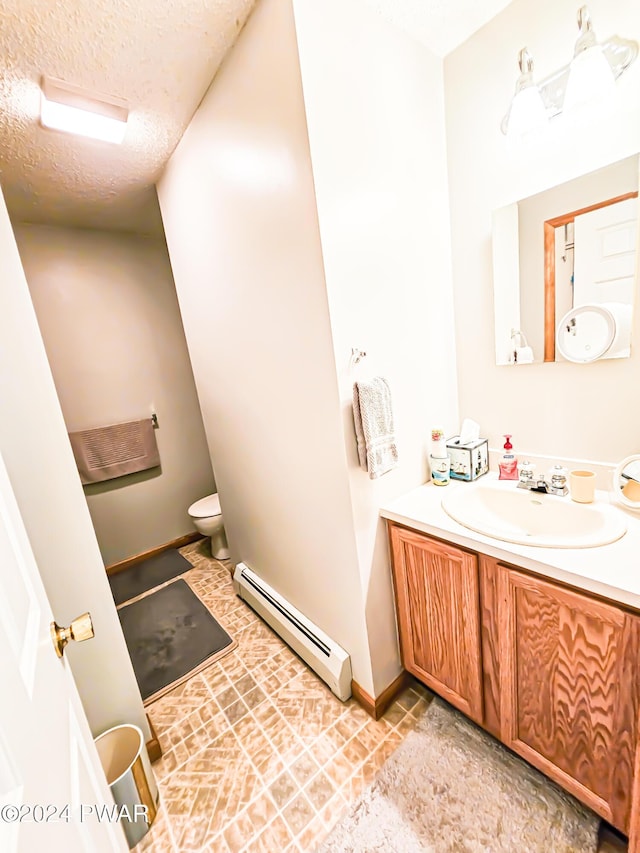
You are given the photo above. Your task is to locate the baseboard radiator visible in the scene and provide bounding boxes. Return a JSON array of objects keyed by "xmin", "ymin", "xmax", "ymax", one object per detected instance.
[{"xmin": 233, "ymin": 562, "xmax": 352, "ymax": 702}]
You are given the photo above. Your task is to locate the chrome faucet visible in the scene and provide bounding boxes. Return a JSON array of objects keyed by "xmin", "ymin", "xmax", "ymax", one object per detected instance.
[{"xmin": 517, "ymin": 462, "xmax": 568, "ymax": 496}]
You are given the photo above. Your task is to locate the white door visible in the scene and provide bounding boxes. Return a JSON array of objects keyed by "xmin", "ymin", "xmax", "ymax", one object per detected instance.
[
  {"xmin": 573, "ymin": 196, "xmax": 638, "ymax": 306},
  {"xmin": 0, "ymin": 448, "xmax": 127, "ymax": 853}
]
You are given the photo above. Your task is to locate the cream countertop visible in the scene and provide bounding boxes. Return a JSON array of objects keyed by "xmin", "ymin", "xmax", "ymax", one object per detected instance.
[{"xmin": 380, "ymin": 473, "xmax": 640, "ymax": 612}]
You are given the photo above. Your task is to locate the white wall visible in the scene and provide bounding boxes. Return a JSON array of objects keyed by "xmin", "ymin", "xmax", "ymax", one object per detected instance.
[
  {"xmin": 0, "ymin": 189, "xmax": 149, "ymax": 739},
  {"xmin": 445, "ymin": 0, "xmax": 640, "ymax": 464},
  {"xmin": 158, "ymin": 0, "xmax": 375, "ymax": 691},
  {"xmin": 13, "ymin": 224, "xmax": 215, "ymax": 566},
  {"xmin": 292, "ymin": 0, "xmax": 458, "ymax": 694}
]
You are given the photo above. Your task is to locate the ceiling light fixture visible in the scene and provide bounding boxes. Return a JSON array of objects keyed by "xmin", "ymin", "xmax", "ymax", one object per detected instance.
[
  {"xmin": 501, "ymin": 5, "xmax": 638, "ymax": 136},
  {"xmin": 40, "ymin": 76, "xmax": 129, "ymax": 144}
]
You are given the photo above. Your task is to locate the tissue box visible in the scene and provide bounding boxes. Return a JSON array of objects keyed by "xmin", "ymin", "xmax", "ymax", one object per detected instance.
[{"xmin": 447, "ymin": 436, "xmax": 489, "ymax": 481}]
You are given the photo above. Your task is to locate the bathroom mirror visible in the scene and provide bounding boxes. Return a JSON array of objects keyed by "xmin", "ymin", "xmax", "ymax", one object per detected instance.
[
  {"xmin": 613, "ymin": 455, "xmax": 640, "ymax": 511},
  {"xmin": 492, "ymin": 154, "xmax": 639, "ymax": 366}
]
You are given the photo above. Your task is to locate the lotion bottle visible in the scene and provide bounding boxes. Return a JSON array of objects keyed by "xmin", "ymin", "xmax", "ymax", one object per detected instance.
[
  {"xmin": 498, "ymin": 435, "xmax": 519, "ymax": 480},
  {"xmin": 429, "ymin": 427, "xmax": 450, "ymax": 486}
]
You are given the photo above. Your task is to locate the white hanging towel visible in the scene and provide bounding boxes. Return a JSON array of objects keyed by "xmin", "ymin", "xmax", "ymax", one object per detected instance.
[{"xmin": 352, "ymin": 377, "xmax": 399, "ymax": 479}]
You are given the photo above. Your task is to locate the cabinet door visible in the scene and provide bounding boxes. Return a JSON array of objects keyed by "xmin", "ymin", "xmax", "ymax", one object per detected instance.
[
  {"xmin": 498, "ymin": 565, "xmax": 640, "ymax": 833},
  {"xmin": 389, "ymin": 524, "xmax": 483, "ymax": 723}
]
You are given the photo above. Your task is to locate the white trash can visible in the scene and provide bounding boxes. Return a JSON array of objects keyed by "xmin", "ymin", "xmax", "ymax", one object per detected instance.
[{"xmin": 94, "ymin": 723, "xmax": 159, "ymax": 849}]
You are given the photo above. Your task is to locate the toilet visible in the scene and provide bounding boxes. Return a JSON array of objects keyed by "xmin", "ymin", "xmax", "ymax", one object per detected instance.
[{"xmin": 187, "ymin": 493, "xmax": 230, "ymax": 560}]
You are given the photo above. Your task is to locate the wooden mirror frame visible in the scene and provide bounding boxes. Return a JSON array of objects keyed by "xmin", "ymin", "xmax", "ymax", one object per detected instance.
[{"xmin": 543, "ymin": 191, "xmax": 639, "ymax": 362}]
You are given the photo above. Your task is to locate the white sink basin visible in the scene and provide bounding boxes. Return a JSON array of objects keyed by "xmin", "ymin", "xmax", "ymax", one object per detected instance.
[{"xmin": 441, "ymin": 480, "xmax": 627, "ymax": 548}]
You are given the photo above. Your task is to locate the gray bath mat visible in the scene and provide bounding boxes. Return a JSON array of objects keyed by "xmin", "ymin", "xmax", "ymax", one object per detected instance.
[
  {"xmin": 117, "ymin": 579, "xmax": 236, "ymax": 704},
  {"xmin": 109, "ymin": 548, "xmax": 192, "ymax": 606},
  {"xmin": 317, "ymin": 696, "xmax": 599, "ymax": 853}
]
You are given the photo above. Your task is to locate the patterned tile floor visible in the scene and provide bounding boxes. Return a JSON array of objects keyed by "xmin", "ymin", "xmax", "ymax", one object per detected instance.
[{"xmin": 136, "ymin": 540, "xmax": 432, "ymax": 852}]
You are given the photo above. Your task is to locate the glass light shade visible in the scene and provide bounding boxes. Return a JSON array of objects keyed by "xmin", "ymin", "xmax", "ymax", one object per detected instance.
[
  {"xmin": 563, "ymin": 45, "xmax": 616, "ymax": 112},
  {"xmin": 41, "ymin": 95, "xmax": 127, "ymax": 144},
  {"xmin": 506, "ymin": 85, "xmax": 548, "ymax": 140}
]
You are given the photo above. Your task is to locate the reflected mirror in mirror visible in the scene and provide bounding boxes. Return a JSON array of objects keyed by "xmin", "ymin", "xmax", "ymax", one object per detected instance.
[
  {"xmin": 492, "ymin": 154, "xmax": 639, "ymax": 365},
  {"xmin": 614, "ymin": 455, "xmax": 640, "ymax": 509}
]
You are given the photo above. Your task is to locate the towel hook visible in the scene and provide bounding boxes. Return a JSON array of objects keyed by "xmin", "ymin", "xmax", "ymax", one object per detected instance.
[
  {"xmin": 151, "ymin": 413, "xmax": 159, "ymax": 428},
  {"xmin": 350, "ymin": 348, "xmax": 367, "ymax": 366}
]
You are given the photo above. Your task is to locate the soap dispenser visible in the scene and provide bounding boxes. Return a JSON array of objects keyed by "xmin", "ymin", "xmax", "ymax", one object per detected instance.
[{"xmin": 499, "ymin": 435, "xmax": 518, "ymax": 480}]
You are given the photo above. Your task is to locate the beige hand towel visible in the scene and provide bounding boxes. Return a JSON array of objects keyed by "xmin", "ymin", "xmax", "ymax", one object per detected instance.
[
  {"xmin": 69, "ymin": 418, "xmax": 160, "ymax": 484},
  {"xmin": 352, "ymin": 377, "xmax": 399, "ymax": 479}
]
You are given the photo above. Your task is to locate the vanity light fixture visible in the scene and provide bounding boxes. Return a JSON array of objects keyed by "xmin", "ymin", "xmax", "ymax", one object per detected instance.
[
  {"xmin": 501, "ymin": 5, "xmax": 638, "ymax": 136},
  {"xmin": 40, "ymin": 76, "xmax": 129, "ymax": 144},
  {"xmin": 563, "ymin": 6, "xmax": 617, "ymax": 112},
  {"xmin": 503, "ymin": 48, "xmax": 549, "ymax": 141}
]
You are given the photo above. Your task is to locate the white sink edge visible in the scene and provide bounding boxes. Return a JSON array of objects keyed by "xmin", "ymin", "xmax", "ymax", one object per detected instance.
[
  {"xmin": 440, "ymin": 480, "xmax": 628, "ymax": 549},
  {"xmin": 441, "ymin": 505, "xmax": 627, "ymax": 549}
]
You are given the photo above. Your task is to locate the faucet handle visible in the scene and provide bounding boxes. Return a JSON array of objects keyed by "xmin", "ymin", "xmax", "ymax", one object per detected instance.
[
  {"xmin": 518, "ymin": 460, "xmax": 534, "ymax": 481},
  {"xmin": 550, "ymin": 465, "xmax": 568, "ymax": 487}
]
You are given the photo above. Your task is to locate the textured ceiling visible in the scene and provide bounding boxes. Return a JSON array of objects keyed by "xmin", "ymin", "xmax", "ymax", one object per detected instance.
[
  {"xmin": 0, "ymin": 0, "xmax": 256, "ymax": 234},
  {"xmin": 0, "ymin": 0, "xmax": 512, "ymax": 235}
]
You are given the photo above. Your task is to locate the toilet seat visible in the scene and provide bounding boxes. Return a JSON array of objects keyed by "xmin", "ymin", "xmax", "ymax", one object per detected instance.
[{"xmin": 188, "ymin": 494, "xmax": 222, "ymax": 518}]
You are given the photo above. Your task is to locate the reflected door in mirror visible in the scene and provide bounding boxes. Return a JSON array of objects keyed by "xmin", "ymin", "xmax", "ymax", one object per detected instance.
[
  {"xmin": 492, "ymin": 154, "xmax": 639, "ymax": 366},
  {"xmin": 546, "ymin": 192, "xmax": 638, "ymax": 361}
]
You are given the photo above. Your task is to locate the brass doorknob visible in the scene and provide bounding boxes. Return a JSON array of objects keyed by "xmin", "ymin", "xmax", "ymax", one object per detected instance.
[{"xmin": 50, "ymin": 612, "xmax": 95, "ymax": 658}]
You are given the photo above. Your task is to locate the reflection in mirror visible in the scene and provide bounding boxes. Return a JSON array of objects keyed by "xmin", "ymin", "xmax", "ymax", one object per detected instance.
[
  {"xmin": 492, "ymin": 154, "xmax": 639, "ymax": 366},
  {"xmin": 614, "ymin": 455, "xmax": 640, "ymax": 509},
  {"xmin": 548, "ymin": 190, "xmax": 637, "ymax": 362}
]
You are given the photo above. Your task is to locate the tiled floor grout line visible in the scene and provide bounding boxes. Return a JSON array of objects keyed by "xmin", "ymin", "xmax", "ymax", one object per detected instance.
[
  {"xmin": 209, "ymin": 678, "xmax": 360, "ymax": 851},
  {"xmin": 138, "ymin": 542, "xmax": 430, "ymax": 853},
  {"xmin": 154, "ymin": 618, "xmax": 304, "ymax": 782},
  {"xmin": 269, "ymin": 700, "xmax": 389, "ymax": 847},
  {"xmin": 161, "ymin": 798, "xmax": 180, "ymax": 853},
  {"xmin": 232, "ymin": 727, "xmax": 347, "ymax": 851},
  {"xmin": 155, "ymin": 667, "xmax": 324, "ymax": 845}
]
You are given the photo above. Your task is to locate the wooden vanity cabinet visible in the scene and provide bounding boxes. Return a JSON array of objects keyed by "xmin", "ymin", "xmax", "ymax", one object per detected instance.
[
  {"xmin": 388, "ymin": 522, "xmax": 640, "ymax": 838},
  {"xmin": 388, "ymin": 523, "xmax": 484, "ymax": 724},
  {"xmin": 495, "ymin": 560, "xmax": 640, "ymax": 833}
]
